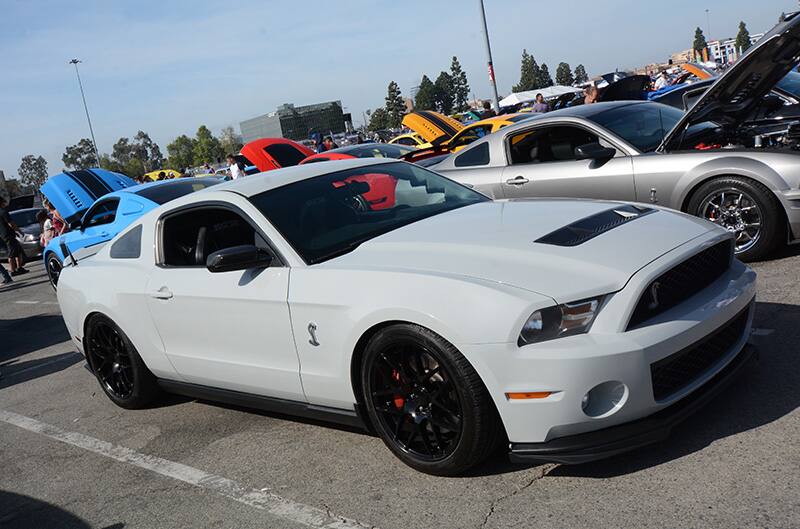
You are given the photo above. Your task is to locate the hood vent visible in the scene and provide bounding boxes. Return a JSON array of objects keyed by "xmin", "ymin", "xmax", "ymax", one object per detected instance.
[{"xmin": 535, "ymin": 205, "xmax": 656, "ymax": 247}]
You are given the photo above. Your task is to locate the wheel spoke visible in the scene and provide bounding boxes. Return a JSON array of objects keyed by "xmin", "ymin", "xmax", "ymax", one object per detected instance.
[{"xmin": 417, "ymin": 423, "xmax": 434, "ymax": 455}]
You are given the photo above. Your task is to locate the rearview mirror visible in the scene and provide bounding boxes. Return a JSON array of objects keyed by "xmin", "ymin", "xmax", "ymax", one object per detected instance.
[
  {"xmin": 574, "ymin": 142, "xmax": 616, "ymax": 161},
  {"xmin": 206, "ymin": 245, "xmax": 273, "ymax": 273}
]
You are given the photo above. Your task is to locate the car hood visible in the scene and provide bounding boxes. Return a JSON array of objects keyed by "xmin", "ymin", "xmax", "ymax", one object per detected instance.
[
  {"xmin": 40, "ymin": 169, "xmax": 135, "ymax": 224},
  {"xmin": 323, "ymin": 200, "xmax": 717, "ymax": 302},
  {"xmin": 660, "ymin": 13, "xmax": 800, "ymax": 151},
  {"xmin": 401, "ymin": 111, "xmax": 464, "ymax": 146},
  {"xmin": 240, "ymin": 138, "xmax": 316, "ymax": 173}
]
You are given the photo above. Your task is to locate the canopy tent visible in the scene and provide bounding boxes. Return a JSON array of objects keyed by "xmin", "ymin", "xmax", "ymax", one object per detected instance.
[{"xmin": 499, "ymin": 85, "xmax": 582, "ymax": 107}]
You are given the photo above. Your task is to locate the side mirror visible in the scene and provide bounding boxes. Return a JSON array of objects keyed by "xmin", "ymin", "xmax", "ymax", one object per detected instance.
[
  {"xmin": 574, "ymin": 142, "xmax": 616, "ymax": 161},
  {"xmin": 206, "ymin": 245, "xmax": 273, "ymax": 273}
]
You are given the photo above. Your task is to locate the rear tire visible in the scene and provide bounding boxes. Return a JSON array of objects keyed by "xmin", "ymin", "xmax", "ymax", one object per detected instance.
[
  {"xmin": 361, "ymin": 323, "xmax": 502, "ymax": 476},
  {"xmin": 687, "ymin": 176, "xmax": 784, "ymax": 262},
  {"xmin": 85, "ymin": 314, "xmax": 160, "ymax": 409},
  {"xmin": 45, "ymin": 253, "xmax": 62, "ymax": 290}
]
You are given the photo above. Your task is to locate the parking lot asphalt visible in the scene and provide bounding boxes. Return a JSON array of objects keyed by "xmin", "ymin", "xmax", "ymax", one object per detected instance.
[{"xmin": 1, "ymin": 252, "xmax": 799, "ymax": 529}]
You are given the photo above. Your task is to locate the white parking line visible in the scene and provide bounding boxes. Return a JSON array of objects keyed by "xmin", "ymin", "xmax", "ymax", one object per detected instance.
[
  {"xmin": 0, "ymin": 409, "xmax": 373, "ymax": 529},
  {"xmin": 13, "ymin": 300, "xmax": 40, "ymax": 304}
]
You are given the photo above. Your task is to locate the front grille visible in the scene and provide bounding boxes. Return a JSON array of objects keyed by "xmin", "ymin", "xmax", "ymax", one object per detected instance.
[
  {"xmin": 628, "ymin": 239, "xmax": 733, "ymax": 330},
  {"xmin": 650, "ymin": 306, "xmax": 750, "ymax": 401}
]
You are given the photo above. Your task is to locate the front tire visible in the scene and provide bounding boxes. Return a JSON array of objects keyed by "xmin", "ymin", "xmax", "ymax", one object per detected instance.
[
  {"xmin": 45, "ymin": 253, "xmax": 62, "ymax": 290},
  {"xmin": 85, "ymin": 314, "xmax": 160, "ymax": 409},
  {"xmin": 361, "ymin": 324, "xmax": 502, "ymax": 476},
  {"xmin": 687, "ymin": 176, "xmax": 784, "ymax": 262}
]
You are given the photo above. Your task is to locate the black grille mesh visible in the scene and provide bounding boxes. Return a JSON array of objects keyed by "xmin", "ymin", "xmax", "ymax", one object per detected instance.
[
  {"xmin": 628, "ymin": 240, "xmax": 733, "ymax": 330},
  {"xmin": 650, "ymin": 306, "xmax": 749, "ymax": 401}
]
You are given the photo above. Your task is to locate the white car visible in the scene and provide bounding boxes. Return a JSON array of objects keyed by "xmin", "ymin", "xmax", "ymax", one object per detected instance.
[{"xmin": 56, "ymin": 158, "xmax": 757, "ymax": 475}]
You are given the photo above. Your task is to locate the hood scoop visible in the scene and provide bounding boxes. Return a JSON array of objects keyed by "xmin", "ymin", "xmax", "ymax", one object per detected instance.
[{"xmin": 535, "ymin": 205, "xmax": 656, "ymax": 247}]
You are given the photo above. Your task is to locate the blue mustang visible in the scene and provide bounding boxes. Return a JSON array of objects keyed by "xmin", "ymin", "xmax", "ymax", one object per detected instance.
[{"xmin": 41, "ymin": 168, "xmax": 220, "ymax": 287}]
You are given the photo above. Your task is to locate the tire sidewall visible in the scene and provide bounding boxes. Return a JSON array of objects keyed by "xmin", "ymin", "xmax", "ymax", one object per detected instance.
[{"xmin": 46, "ymin": 253, "xmax": 61, "ymax": 290}]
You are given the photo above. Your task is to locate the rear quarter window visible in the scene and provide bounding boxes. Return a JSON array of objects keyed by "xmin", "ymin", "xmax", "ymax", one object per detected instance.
[{"xmin": 110, "ymin": 225, "xmax": 142, "ymax": 259}]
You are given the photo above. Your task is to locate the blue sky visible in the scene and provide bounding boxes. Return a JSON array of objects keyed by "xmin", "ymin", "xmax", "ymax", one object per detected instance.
[{"xmin": 0, "ymin": 0, "xmax": 793, "ymax": 180}]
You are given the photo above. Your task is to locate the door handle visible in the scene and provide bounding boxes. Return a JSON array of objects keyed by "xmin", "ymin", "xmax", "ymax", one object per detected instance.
[
  {"xmin": 99, "ymin": 232, "xmax": 110, "ymax": 237},
  {"xmin": 505, "ymin": 176, "xmax": 530, "ymax": 186},
  {"xmin": 150, "ymin": 286, "xmax": 173, "ymax": 300}
]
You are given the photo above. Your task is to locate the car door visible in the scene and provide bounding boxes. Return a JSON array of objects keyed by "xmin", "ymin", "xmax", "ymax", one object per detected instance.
[
  {"xmin": 144, "ymin": 202, "xmax": 304, "ymax": 400},
  {"xmin": 69, "ymin": 198, "xmax": 120, "ymax": 253},
  {"xmin": 500, "ymin": 124, "xmax": 636, "ymax": 201}
]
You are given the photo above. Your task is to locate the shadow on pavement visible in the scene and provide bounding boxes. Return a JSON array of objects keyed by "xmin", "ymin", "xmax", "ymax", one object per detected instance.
[
  {"xmin": 0, "ymin": 351, "xmax": 83, "ymax": 390},
  {"xmin": 0, "ymin": 314, "xmax": 70, "ymax": 361},
  {"xmin": 0, "ymin": 490, "xmax": 124, "ymax": 529},
  {"xmin": 550, "ymin": 301, "xmax": 800, "ymax": 478},
  {"xmin": 0, "ymin": 278, "xmax": 51, "ymax": 293}
]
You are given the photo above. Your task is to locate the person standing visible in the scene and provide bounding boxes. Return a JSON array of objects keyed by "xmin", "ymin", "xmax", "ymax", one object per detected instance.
[
  {"xmin": 583, "ymin": 84, "xmax": 599, "ymax": 104},
  {"xmin": 227, "ymin": 154, "xmax": 245, "ymax": 180},
  {"xmin": 0, "ymin": 196, "xmax": 28, "ymax": 276},
  {"xmin": 531, "ymin": 93, "xmax": 549, "ymax": 113},
  {"xmin": 481, "ymin": 100, "xmax": 496, "ymax": 119},
  {"xmin": 322, "ymin": 136, "xmax": 338, "ymax": 151},
  {"xmin": 654, "ymin": 71, "xmax": 670, "ymax": 90},
  {"xmin": 0, "ymin": 260, "xmax": 11, "ymax": 285}
]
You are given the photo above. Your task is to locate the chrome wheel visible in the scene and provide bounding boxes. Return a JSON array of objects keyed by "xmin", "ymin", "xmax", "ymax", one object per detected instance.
[{"xmin": 699, "ymin": 189, "xmax": 762, "ymax": 254}]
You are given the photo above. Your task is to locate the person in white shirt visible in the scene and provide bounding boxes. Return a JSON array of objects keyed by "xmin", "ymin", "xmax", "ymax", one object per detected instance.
[
  {"xmin": 654, "ymin": 71, "xmax": 670, "ymax": 90},
  {"xmin": 227, "ymin": 154, "xmax": 245, "ymax": 180}
]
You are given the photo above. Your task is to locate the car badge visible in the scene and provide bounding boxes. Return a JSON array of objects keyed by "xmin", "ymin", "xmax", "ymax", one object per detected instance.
[
  {"xmin": 614, "ymin": 209, "xmax": 639, "ymax": 219},
  {"xmin": 308, "ymin": 322, "xmax": 320, "ymax": 346},
  {"xmin": 647, "ymin": 281, "xmax": 662, "ymax": 311}
]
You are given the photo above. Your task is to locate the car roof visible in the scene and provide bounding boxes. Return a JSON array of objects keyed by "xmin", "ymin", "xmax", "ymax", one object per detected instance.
[
  {"xmin": 213, "ymin": 158, "xmax": 399, "ymax": 198},
  {"xmin": 99, "ymin": 177, "xmax": 220, "ymax": 201}
]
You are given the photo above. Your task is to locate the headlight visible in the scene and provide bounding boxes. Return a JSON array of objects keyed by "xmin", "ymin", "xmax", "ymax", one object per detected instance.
[
  {"xmin": 518, "ymin": 297, "xmax": 603, "ymax": 346},
  {"xmin": 23, "ymin": 234, "xmax": 36, "ymax": 242}
]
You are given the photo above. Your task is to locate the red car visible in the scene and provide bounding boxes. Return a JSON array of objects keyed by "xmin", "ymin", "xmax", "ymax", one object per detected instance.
[
  {"xmin": 240, "ymin": 138, "xmax": 315, "ymax": 172},
  {"xmin": 299, "ymin": 143, "xmax": 415, "ymax": 164}
]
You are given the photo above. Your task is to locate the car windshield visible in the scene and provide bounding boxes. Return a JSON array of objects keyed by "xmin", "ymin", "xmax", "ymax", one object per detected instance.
[
  {"xmin": 249, "ymin": 162, "xmax": 488, "ymax": 264},
  {"xmin": 776, "ymin": 71, "xmax": 800, "ymax": 99},
  {"xmin": 134, "ymin": 177, "xmax": 220, "ymax": 205},
  {"xmin": 10, "ymin": 209, "xmax": 39, "ymax": 226},
  {"xmin": 341, "ymin": 144, "xmax": 415, "ymax": 158},
  {"xmin": 590, "ymin": 103, "xmax": 685, "ymax": 152}
]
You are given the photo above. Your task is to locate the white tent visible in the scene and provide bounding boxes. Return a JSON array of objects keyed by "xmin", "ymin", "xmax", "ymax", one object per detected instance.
[{"xmin": 499, "ymin": 85, "xmax": 582, "ymax": 107}]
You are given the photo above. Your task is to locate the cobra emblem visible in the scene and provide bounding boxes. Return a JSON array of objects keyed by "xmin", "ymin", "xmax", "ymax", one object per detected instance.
[
  {"xmin": 647, "ymin": 281, "xmax": 662, "ymax": 311},
  {"xmin": 308, "ymin": 322, "xmax": 320, "ymax": 346}
]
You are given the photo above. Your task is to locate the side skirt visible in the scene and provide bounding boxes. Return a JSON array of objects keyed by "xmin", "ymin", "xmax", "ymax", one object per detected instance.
[{"xmin": 157, "ymin": 379, "xmax": 367, "ymax": 431}]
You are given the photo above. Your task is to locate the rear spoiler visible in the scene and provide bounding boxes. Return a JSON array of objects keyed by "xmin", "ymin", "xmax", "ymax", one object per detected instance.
[{"xmin": 400, "ymin": 145, "xmax": 450, "ymax": 164}]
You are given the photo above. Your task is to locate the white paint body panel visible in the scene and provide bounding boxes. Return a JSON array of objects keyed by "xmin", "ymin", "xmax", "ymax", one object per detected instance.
[{"xmin": 56, "ymin": 159, "xmax": 757, "ymax": 444}]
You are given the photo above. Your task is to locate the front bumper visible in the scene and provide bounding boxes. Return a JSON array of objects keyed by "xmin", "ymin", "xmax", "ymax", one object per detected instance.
[{"xmin": 509, "ymin": 342, "xmax": 757, "ymax": 464}]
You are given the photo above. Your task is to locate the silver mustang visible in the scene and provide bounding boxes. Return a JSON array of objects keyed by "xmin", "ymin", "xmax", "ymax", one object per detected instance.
[{"xmin": 434, "ymin": 14, "xmax": 800, "ymax": 261}]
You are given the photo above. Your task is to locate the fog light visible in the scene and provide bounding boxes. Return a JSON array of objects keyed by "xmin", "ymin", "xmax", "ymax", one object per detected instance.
[{"xmin": 582, "ymin": 381, "xmax": 628, "ymax": 418}]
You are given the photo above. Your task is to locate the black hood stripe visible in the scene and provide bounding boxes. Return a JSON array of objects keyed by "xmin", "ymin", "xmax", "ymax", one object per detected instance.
[
  {"xmin": 65, "ymin": 169, "xmax": 113, "ymax": 200},
  {"xmin": 535, "ymin": 205, "xmax": 656, "ymax": 247},
  {"xmin": 416, "ymin": 111, "xmax": 460, "ymax": 143}
]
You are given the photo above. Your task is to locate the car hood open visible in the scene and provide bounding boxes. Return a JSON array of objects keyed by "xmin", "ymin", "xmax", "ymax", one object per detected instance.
[
  {"xmin": 40, "ymin": 169, "xmax": 135, "ymax": 224},
  {"xmin": 401, "ymin": 111, "xmax": 465, "ymax": 147},
  {"xmin": 324, "ymin": 199, "xmax": 717, "ymax": 302},
  {"xmin": 240, "ymin": 138, "xmax": 316, "ymax": 173},
  {"xmin": 660, "ymin": 12, "xmax": 800, "ymax": 151}
]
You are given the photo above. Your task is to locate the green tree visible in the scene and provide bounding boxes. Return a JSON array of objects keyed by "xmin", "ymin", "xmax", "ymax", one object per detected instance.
[
  {"xmin": 574, "ymin": 64, "xmax": 588, "ymax": 83},
  {"xmin": 414, "ymin": 75, "xmax": 436, "ymax": 111},
  {"xmin": 18, "ymin": 155, "xmax": 48, "ymax": 191},
  {"xmin": 555, "ymin": 62, "xmax": 574, "ymax": 86},
  {"xmin": 62, "ymin": 138, "xmax": 98, "ymax": 169},
  {"xmin": 538, "ymin": 63, "xmax": 553, "ymax": 87},
  {"xmin": 384, "ymin": 81, "xmax": 406, "ymax": 128},
  {"xmin": 449, "ymin": 56, "xmax": 470, "ymax": 112},
  {"xmin": 193, "ymin": 125, "xmax": 223, "ymax": 166},
  {"xmin": 367, "ymin": 108, "xmax": 390, "ymax": 131},
  {"xmin": 512, "ymin": 49, "xmax": 541, "ymax": 92},
  {"xmin": 735, "ymin": 21, "xmax": 751, "ymax": 52},
  {"xmin": 219, "ymin": 126, "xmax": 243, "ymax": 156},
  {"xmin": 693, "ymin": 27, "xmax": 708, "ymax": 53},
  {"xmin": 166, "ymin": 135, "xmax": 196, "ymax": 170},
  {"xmin": 433, "ymin": 72, "xmax": 454, "ymax": 114}
]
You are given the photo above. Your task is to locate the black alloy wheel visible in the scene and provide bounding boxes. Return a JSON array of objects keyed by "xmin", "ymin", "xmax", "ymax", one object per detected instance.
[
  {"xmin": 361, "ymin": 324, "xmax": 502, "ymax": 476},
  {"xmin": 46, "ymin": 253, "xmax": 62, "ymax": 289},
  {"xmin": 86, "ymin": 315, "xmax": 159, "ymax": 409}
]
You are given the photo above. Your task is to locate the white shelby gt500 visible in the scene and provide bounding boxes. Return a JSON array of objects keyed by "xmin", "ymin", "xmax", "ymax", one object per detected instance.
[{"xmin": 56, "ymin": 159, "xmax": 757, "ymax": 475}]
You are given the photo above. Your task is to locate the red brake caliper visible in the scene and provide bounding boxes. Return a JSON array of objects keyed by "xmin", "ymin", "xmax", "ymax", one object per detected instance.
[{"xmin": 392, "ymin": 369, "xmax": 404, "ymax": 409}]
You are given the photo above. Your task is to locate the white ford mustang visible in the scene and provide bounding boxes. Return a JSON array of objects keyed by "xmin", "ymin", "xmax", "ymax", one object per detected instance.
[{"xmin": 56, "ymin": 158, "xmax": 757, "ymax": 475}]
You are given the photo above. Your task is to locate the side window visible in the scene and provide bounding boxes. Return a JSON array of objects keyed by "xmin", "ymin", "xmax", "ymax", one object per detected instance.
[
  {"xmin": 509, "ymin": 126, "xmax": 600, "ymax": 165},
  {"xmin": 160, "ymin": 207, "xmax": 267, "ymax": 267},
  {"xmin": 454, "ymin": 142, "xmax": 490, "ymax": 167},
  {"xmin": 450, "ymin": 125, "xmax": 491, "ymax": 149},
  {"xmin": 83, "ymin": 199, "xmax": 119, "ymax": 228},
  {"xmin": 395, "ymin": 137, "xmax": 417, "ymax": 146},
  {"xmin": 110, "ymin": 225, "xmax": 142, "ymax": 259}
]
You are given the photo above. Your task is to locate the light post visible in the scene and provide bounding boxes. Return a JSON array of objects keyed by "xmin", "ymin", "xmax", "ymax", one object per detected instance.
[
  {"xmin": 705, "ymin": 9, "xmax": 711, "ymax": 39},
  {"xmin": 68, "ymin": 58, "xmax": 101, "ymax": 167},
  {"xmin": 478, "ymin": 0, "xmax": 500, "ymax": 113}
]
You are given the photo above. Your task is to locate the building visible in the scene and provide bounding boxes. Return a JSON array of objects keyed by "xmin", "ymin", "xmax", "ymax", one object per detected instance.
[
  {"xmin": 707, "ymin": 33, "xmax": 764, "ymax": 64},
  {"xmin": 240, "ymin": 101, "xmax": 349, "ymax": 143}
]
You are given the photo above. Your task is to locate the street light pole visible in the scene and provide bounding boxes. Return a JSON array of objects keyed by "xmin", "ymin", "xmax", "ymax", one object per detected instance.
[
  {"xmin": 68, "ymin": 58, "xmax": 101, "ymax": 167},
  {"xmin": 478, "ymin": 0, "xmax": 500, "ymax": 113},
  {"xmin": 705, "ymin": 9, "xmax": 711, "ymax": 39}
]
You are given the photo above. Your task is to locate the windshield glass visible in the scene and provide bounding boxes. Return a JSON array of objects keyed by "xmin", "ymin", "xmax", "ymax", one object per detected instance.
[
  {"xmin": 590, "ymin": 103, "xmax": 684, "ymax": 152},
  {"xmin": 776, "ymin": 71, "xmax": 800, "ymax": 99},
  {"xmin": 341, "ymin": 144, "xmax": 415, "ymax": 158},
  {"xmin": 10, "ymin": 209, "xmax": 40, "ymax": 227},
  {"xmin": 249, "ymin": 162, "xmax": 488, "ymax": 264},
  {"xmin": 134, "ymin": 177, "xmax": 220, "ymax": 205}
]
